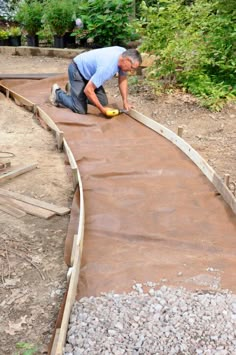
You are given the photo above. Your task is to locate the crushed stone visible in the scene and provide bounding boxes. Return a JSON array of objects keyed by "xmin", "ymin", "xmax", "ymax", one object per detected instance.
[{"xmin": 64, "ymin": 284, "xmax": 236, "ymax": 354}]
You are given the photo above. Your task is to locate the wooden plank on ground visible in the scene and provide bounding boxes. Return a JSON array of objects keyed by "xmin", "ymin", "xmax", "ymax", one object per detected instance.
[
  {"xmin": 0, "ymin": 197, "xmax": 26, "ymax": 218},
  {"xmin": 0, "ymin": 188, "xmax": 70, "ymax": 215},
  {"xmin": 0, "ymin": 163, "xmax": 38, "ymax": 183},
  {"xmin": 0, "ymin": 204, "xmax": 26, "ymax": 218},
  {"xmin": 9, "ymin": 198, "xmax": 56, "ymax": 219}
]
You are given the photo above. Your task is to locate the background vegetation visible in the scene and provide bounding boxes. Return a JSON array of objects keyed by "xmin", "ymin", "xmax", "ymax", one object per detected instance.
[
  {"xmin": 71, "ymin": 0, "xmax": 134, "ymax": 47},
  {"xmin": 0, "ymin": 0, "xmax": 235, "ymax": 110},
  {"xmin": 136, "ymin": 0, "xmax": 236, "ymax": 110}
]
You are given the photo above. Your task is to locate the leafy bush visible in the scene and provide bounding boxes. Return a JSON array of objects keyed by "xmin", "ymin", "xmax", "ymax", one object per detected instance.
[
  {"xmin": 135, "ymin": 0, "xmax": 160, "ymax": 17},
  {"xmin": 72, "ymin": 0, "xmax": 134, "ymax": 46},
  {"xmin": 42, "ymin": 0, "xmax": 75, "ymax": 36},
  {"xmin": 9, "ymin": 26, "xmax": 21, "ymax": 36},
  {"xmin": 137, "ymin": 0, "xmax": 236, "ymax": 110},
  {"xmin": 37, "ymin": 23, "xmax": 53, "ymax": 44},
  {"xmin": 15, "ymin": 0, "xmax": 43, "ymax": 35},
  {"xmin": 0, "ymin": 29, "xmax": 9, "ymax": 40}
]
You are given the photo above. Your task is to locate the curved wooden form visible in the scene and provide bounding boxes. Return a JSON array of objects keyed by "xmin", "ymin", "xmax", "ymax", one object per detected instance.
[
  {"xmin": 0, "ymin": 82, "xmax": 85, "ymax": 355},
  {"xmin": 52, "ymin": 141, "xmax": 85, "ymax": 354},
  {"xmin": 1, "ymin": 81, "xmax": 236, "ymax": 355}
]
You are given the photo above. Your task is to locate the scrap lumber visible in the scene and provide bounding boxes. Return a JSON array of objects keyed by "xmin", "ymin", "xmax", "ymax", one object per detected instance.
[
  {"xmin": 0, "ymin": 188, "xmax": 70, "ymax": 215},
  {"xmin": 0, "ymin": 163, "xmax": 37, "ymax": 183},
  {"xmin": 9, "ymin": 198, "xmax": 56, "ymax": 219},
  {"xmin": 0, "ymin": 194, "xmax": 55, "ymax": 219},
  {"xmin": 0, "ymin": 196, "xmax": 26, "ymax": 218},
  {"xmin": 0, "ymin": 204, "xmax": 26, "ymax": 218}
]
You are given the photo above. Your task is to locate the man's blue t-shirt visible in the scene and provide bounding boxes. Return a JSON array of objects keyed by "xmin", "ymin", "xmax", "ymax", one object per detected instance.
[{"xmin": 73, "ymin": 46, "xmax": 126, "ymax": 88}]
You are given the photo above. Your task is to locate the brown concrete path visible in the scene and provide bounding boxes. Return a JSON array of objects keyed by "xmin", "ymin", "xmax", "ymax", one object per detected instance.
[{"xmin": 1, "ymin": 76, "xmax": 236, "ymax": 296}]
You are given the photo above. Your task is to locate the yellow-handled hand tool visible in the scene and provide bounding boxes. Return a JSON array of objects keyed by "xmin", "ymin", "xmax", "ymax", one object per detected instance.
[{"xmin": 104, "ymin": 108, "xmax": 128, "ymax": 118}]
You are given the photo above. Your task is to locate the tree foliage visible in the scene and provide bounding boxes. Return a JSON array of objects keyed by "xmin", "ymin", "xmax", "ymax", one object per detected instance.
[
  {"xmin": 42, "ymin": 0, "xmax": 75, "ymax": 36},
  {"xmin": 137, "ymin": 0, "xmax": 236, "ymax": 110},
  {"xmin": 15, "ymin": 0, "xmax": 43, "ymax": 35},
  {"xmin": 72, "ymin": 0, "xmax": 134, "ymax": 47}
]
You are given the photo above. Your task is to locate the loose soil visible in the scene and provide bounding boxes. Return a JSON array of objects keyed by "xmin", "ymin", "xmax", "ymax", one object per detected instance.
[{"xmin": 0, "ymin": 53, "xmax": 235, "ymax": 355}]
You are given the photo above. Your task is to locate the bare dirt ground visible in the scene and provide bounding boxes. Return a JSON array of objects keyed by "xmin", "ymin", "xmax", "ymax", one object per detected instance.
[
  {"xmin": 0, "ymin": 55, "xmax": 73, "ymax": 355},
  {"xmin": 0, "ymin": 53, "xmax": 236, "ymax": 355}
]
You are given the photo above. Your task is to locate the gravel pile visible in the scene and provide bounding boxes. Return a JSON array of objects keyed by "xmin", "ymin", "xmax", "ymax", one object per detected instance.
[{"xmin": 64, "ymin": 284, "xmax": 236, "ymax": 355}]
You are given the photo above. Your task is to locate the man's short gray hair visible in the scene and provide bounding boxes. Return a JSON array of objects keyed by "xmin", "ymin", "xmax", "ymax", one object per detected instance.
[{"xmin": 122, "ymin": 49, "xmax": 142, "ymax": 65}]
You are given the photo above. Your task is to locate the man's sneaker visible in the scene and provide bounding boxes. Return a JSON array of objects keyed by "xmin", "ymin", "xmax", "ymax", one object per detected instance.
[{"xmin": 49, "ymin": 83, "xmax": 60, "ymax": 106}]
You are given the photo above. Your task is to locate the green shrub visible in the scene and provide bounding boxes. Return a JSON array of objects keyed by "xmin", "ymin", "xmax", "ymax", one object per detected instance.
[
  {"xmin": 138, "ymin": 0, "xmax": 236, "ymax": 110},
  {"xmin": 9, "ymin": 26, "xmax": 21, "ymax": 36},
  {"xmin": 72, "ymin": 0, "xmax": 134, "ymax": 46},
  {"xmin": 37, "ymin": 23, "xmax": 53, "ymax": 44},
  {"xmin": 0, "ymin": 29, "xmax": 9, "ymax": 40},
  {"xmin": 15, "ymin": 0, "xmax": 43, "ymax": 35},
  {"xmin": 42, "ymin": 0, "xmax": 75, "ymax": 36}
]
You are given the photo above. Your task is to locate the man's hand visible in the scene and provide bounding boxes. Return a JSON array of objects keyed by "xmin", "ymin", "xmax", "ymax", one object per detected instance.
[{"xmin": 123, "ymin": 101, "xmax": 133, "ymax": 111}]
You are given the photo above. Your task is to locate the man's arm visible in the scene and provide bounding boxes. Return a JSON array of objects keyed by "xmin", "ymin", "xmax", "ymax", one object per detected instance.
[
  {"xmin": 84, "ymin": 80, "xmax": 107, "ymax": 115},
  {"xmin": 118, "ymin": 74, "xmax": 131, "ymax": 111}
]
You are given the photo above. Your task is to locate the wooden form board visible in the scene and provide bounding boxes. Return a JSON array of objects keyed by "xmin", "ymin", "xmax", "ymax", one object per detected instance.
[
  {"xmin": 50, "ymin": 138, "xmax": 84, "ymax": 354},
  {"xmin": 63, "ymin": 140, "xmax": 79, "ymax": 190},
  {"xmin": 37, "ymin": 107, "xmax": 61, "ymax": 133},
  {"xmin": 0, "ymin": 83, "xmax": 35, "ymax": 110},
  {"xmin": 51, "ymin": 166, "xmax": 85, "ymax": 355}
]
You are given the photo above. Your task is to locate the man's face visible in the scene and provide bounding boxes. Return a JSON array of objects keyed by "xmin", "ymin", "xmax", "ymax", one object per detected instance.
[{"xmin": 120, "ymin": 57, "xmax": 140, "ymax": 72}]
